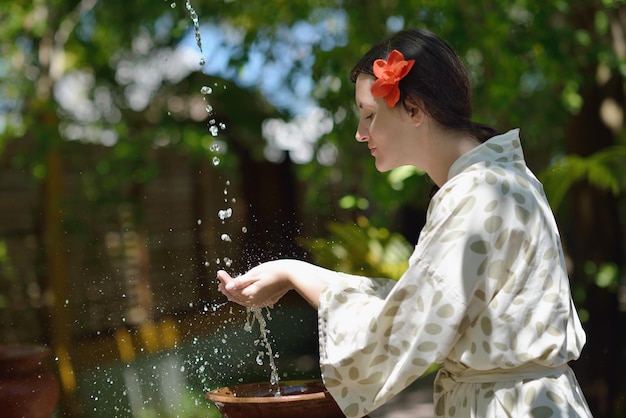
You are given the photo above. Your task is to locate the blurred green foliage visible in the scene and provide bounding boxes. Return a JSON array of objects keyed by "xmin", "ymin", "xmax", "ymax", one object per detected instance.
[
  {"xmin": 1, "ymin": 0, "xmax": 624, "ymax": 221},
  {"xmin": 0, "ymin": 0, "xmax": 625, "ymax": 415},
  {"xmin": 300, "ymin": 216, "xmax": 414, "ymax": 280}
]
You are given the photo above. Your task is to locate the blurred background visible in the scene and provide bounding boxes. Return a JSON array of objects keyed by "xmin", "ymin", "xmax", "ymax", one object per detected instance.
[{"xmin": 0, "ymin": 0, "xmax": 624, "ymax": 417}]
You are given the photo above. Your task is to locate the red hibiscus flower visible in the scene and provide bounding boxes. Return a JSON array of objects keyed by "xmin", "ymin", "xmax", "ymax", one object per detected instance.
[{"xmin": 371, "ymin": 49, "xmax": 415, "ymax": 108}]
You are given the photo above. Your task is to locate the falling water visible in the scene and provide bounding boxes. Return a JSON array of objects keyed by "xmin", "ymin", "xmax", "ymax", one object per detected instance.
[
  {"xmin": 189, "ymin": 7, "xmax": 283, "ymax": 397},
  {"xmin": 245, "ymin": 307, "xmax": 281, "ymax": 395},
  {"xmin": 207, "ymin": 121, "xmax": 283, "ymax": 394},
  {"xmin": 184, "ymin": 0, "xmax": 205, "ymax": 66}
]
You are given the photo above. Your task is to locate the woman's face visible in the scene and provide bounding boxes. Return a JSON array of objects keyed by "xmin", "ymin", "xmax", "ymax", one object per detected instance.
[{"xmin": 354, "ymin": 74, "xmax": 422, "ymax": 172}]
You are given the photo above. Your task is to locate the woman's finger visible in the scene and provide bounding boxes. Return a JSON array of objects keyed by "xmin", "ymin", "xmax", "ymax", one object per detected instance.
[
  {"xmin": 216, "ymin": 270, "xmax": 233, "ymax": 284},
  {"xmin": 225, "ymin": 272, "xmax": 259, "ymax": 291}
]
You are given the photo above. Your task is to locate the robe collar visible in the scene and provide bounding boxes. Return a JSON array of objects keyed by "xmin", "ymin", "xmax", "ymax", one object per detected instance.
[{"xmin": 447, "ymin": 128, "xmax": 524, "ymax": 180}]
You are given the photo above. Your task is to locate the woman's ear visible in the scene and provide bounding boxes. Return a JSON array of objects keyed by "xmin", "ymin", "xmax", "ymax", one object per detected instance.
[{"xmin": 404, "ymin": 97, "xmax": 426, "ymax": 127}]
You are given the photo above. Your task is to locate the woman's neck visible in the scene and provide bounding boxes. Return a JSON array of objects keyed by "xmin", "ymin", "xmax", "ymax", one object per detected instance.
[{"xmin": 427, "ymin": 128, "xmax": 481, "ymax": 187}]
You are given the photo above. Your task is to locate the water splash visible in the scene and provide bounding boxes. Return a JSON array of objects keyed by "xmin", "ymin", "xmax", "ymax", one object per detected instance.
[
  {"xmin": 208, "ymin": 119, "xmax": 219, "ymax": 137},
  {"xmin": 217, "ymin": 208, "xmax": 232, "ymax": 221},
  {"xmin": 245, "ymin": 307, "xmax": 281, "ymax": 395}
]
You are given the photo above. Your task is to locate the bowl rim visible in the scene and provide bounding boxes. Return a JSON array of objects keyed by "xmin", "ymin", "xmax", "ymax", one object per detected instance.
[{"xmin": 206, "ymin": 378, "xmax": 331, "ymax": 404}]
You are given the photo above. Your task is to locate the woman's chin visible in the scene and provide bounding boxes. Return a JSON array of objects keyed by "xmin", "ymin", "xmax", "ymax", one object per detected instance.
[{"xmin": 374, "ymin": 161, "xmax": 394, "ymax": 173}]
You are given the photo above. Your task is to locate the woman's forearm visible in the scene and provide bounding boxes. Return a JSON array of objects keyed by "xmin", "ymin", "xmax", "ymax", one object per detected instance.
[{"xmin": 282, "ymin": 260, "xmax": 339, "ymax": 309}]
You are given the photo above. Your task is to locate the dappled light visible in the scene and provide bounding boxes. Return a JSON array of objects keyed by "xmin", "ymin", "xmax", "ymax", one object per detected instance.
[{"xmin": 0, "ymin": 1, "xmax": 625, "ymax": 417}]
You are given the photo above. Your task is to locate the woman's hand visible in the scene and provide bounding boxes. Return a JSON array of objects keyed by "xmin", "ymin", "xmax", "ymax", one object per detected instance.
[
  {"xmin": 217, "ymin": 259, "xmax": 334, "ymax": 309},
  {"xmin": 217, "ymin": 260, "xmax": 293, "ymax": 308}
]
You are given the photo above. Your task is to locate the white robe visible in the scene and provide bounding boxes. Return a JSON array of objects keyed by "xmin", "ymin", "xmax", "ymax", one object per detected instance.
[{"xmin": 317, "ymin": 129, "xmax": 591, "ymax": 418}]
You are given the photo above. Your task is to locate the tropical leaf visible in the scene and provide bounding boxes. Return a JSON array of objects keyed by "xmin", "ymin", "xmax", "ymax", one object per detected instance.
[{"xmin": 541, "ymin": 145, "xmax": 626, "ymax": 211}]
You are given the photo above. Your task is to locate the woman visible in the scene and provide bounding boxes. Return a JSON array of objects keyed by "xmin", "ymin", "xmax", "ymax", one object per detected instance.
[{"xmin": 217, "ymin": 28, "xmax": 592, "ymax": 418}]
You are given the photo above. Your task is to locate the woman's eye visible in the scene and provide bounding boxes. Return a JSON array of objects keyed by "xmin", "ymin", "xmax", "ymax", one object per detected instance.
[{"xmin": 365, "ymin": 113, "xmax": 374, "ymax": 120}]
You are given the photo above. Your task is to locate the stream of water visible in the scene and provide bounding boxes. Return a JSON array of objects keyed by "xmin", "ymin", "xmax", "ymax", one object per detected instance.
[
  {"xmin": 246, "ymin": 307, "xmax": 281, "ymax": 394},
  {"xmin": 185, "ymin": 0, "xmax": 283, "ymax": 397},
  {"xmin": 185, "ymin": 0, "xmax": 205, "ymax": 67}
]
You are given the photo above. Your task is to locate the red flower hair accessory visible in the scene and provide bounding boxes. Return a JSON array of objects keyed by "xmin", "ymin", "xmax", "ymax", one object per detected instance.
[{"xmin": 371, "ymin": 49, "xmax": 415, "ymax": 108}]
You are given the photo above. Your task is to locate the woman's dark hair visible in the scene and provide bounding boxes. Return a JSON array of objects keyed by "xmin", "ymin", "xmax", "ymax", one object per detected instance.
[{"xmin": 350, "ymin": 28, "xmax": 498, "ymax": 142}]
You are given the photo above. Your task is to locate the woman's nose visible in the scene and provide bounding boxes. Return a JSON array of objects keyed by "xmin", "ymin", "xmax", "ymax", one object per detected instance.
[{"xmin": 355, "ymin": 126, "xmax": 369, "ymax": 142}]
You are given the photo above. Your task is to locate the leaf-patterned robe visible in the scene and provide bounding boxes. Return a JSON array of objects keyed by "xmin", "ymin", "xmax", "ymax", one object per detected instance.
[{"xmin": 317, "ymin": 129, "xmax": 592, "ymax": 418}]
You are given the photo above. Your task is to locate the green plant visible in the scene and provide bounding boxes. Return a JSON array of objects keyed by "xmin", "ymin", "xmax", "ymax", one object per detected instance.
[
  {"xmin": 299, "ymin": 216, "xmax": 413, "ymax": 281},
  {"xmin": 540, "ymin": 145, "xmax": 626, "ymax": 212}
]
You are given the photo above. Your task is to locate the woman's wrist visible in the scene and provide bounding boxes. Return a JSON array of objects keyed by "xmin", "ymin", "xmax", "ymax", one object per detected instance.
[{"xmin": 280, "ymin": 259, "xmax": 329, "ymax": 309}]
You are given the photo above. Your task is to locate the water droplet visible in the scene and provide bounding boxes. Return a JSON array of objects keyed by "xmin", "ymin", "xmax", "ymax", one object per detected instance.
[
  {"xmin": 199, "ymin": 57, "xmax": 206, "ymax": 66},
  {"xmin": 218, "ymin": 208, "xmax": 232, "ymax": 220},
  {"xmin": 205, "ymin": 104, "xmax": 213, "ymax": 113},
  {"xmin": 219, "ymin": 122, "xmax": 226, "ymax": 130},
  {"xmin": 197, "ymin": 219, "xmax": 202, "ymax": 225},
  {"xmin": 170, "ymin": 2, "xmax": 176, "ymax": 8},
  {"xmin": 212, "ymin": 156, "xmax": 220, "ymax": 166},
  {"xmin": 220, "ymin": 234, "xmax": 231, "ymax": 242},
  {"xmin": 201, "ymin": 86, "xmax": 213, "ymax": 95},
  {"xmin": 209, "ymin": 125, "xmax": 219, "ymax": 136},
  {"xmin": 242, "ymin": 226, "xmax": 248, "ymax": 233},
  {"xmin": 210, "ymin": 143, "xmax": 220, "ymax": 152}
]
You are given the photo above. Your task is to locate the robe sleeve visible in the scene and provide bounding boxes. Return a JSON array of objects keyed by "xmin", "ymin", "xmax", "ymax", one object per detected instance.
[{"xmin": 318, "ymin": 255, "xmax": 470, "ymax": 417}]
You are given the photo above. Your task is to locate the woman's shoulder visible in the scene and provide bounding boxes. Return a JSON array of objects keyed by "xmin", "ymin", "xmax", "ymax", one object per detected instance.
[{"xmin": 428, "ymin": 159, "xmax": 540, "ymax": 225}]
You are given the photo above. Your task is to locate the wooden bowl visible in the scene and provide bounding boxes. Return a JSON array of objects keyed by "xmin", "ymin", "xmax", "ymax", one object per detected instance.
[{"xmin": 206, "ymin": 379, "xmax": 345, "ymax": 418}]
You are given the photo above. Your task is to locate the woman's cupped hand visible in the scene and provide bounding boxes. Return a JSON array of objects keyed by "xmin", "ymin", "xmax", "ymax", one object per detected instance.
[{"xmin": 216, "ymin": 260, "xmax": 293, "ymax": 308}]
